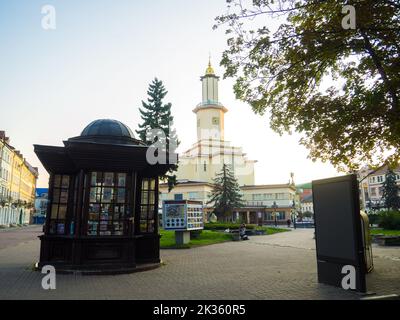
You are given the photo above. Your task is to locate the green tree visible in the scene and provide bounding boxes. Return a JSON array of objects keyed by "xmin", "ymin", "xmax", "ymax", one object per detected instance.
[
  {"xmin": 137, "ymin": 78, "xmax": 179, "ymax": 191},
  {"xmin": 208, "ymin": 164, "xmax": 244, "ymax": 221},
  {"xmin": 382, "ymin": 168, "xmax": 400, "ymax": 210},
  {"xmin": 215, "ymin": 0, "xmax": 400, "ymax": 171}
]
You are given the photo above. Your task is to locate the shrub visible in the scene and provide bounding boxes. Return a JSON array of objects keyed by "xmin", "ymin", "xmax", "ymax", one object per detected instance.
[
  {"xmin": 190, "ymin": 230, "xmax": 202, "ymax": 239},
  {"xmin": 204, "ymin": 222, "xmax": 256, "ymax": 230},
  {"xmin": 378, "ymin": 210, "xmax": 400, "ymax": 230}
]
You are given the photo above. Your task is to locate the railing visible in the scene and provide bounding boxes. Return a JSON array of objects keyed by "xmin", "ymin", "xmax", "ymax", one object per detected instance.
[{"xmin": 196, "ymin": 100, "xmax": 224, "ymax": 107}]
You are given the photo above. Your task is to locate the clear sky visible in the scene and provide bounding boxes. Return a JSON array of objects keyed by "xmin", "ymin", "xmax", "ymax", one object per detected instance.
[{"xmin": 0, "ymin": 0, "xmax": 340, "ymax": 188}]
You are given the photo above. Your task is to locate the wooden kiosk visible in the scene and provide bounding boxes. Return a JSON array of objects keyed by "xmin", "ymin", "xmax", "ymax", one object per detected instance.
[{"xmin": 34, "ymin": 119, "xmax": 175, "ymax": 274}]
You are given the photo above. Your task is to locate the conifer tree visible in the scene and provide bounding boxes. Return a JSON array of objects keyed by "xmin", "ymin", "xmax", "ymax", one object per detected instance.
[
  {"xmin": 208, "ymin": 164, "xmax": 244, "ymax": 221},
  {"xmin": 382, "ymin": 168, "xmax": 400, "ymax": 210},
  {"xmin": 137, "ymin": 78, "xmax": 179, "ymax": 191}
]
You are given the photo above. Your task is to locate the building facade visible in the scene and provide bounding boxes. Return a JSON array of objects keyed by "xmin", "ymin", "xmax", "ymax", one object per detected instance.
[
  {"xmin": 160, "ymin": 61, "xmax": 300, "ymax": 224},
  {"xmin": 0, "ymin": 131, "xmax": 38, "ymax": 226},
  {"xmin": 357, "ymin": 164, "xmax": 400, "ymax": 210},
  {"xmin": 175, "ymin": 61, "xmax": 256, "ymax": 186}
]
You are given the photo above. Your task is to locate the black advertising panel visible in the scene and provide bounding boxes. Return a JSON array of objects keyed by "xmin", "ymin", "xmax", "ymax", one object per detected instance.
[{"xmin": 312, "ymin": 174, "xmax": 366, "ymax": 293}]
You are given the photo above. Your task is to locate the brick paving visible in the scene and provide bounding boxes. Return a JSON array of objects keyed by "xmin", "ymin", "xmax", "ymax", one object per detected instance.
[{"xmin": 0, "ymin": 226, "xmax": 399, "ymax": 299}]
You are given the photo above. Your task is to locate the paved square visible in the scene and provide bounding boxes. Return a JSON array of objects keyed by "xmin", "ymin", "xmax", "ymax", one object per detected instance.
[{"xmin": 0, "ymin": 226, "xmax": 399, "ymax": 299}]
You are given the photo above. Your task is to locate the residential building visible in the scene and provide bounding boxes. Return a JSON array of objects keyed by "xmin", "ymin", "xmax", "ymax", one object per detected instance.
[
  {"xmin": 0, "ymin": 131, "xmax": 38, "ymax": 226},
  {"xmin": 357, "ymin": 164, "xmax": 400, "ymax": 210}
]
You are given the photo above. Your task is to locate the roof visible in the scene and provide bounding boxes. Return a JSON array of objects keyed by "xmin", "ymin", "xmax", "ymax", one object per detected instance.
[
  {"xmin": 69, "ymin": 119, "xmax": 143, "ymax": 146},
  {"xmin": 240, "ymin": 183, "xmax": 296, "ymax": 191},
  {"xmin": 301, "ymin": 194, "xmax": 313, "ymax": 203},
  {"xmin": 296, "ymin": 182, "xmax": 312, "ymax": 189},
  {"xmin": 159, "ymin": 179, "xmax": 214, "ymax": 188}
]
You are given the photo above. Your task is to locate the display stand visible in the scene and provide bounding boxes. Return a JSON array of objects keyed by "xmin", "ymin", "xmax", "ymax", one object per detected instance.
[{"xmin": 175, "ymin": 230, "xmax": 191, "ymax": 245}]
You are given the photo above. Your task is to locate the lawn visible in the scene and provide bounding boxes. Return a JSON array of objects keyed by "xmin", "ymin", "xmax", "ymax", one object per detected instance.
[
  {"xmin": 370, "ymin": 229, "xmax": 400, "ymax": 236},
  {"xmin": 159, "ymin": 227, "xmax": 290, "ymax": 249}
]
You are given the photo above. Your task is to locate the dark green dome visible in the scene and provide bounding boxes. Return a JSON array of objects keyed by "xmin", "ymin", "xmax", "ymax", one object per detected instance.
[
  {"xmin": 68, "ymin": 119, "xmax": 143, "ymax": 146},
  {"xmin": 80, "ymin": 119, "xmax": 134, "ymax": 138}
]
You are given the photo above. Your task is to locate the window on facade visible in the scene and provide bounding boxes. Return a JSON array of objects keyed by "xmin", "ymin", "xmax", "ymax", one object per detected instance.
[
  {"xmin": 49, "ymin": 174, "xmax": 70, "ymax": 235},
  {"xmin": 188, "ymin": 192, "xmax": 197, "ymax": 200},
  {"xmin": 174, "ymin": 193, "xmax": 183, "ymax": 201},
  {"xmin": 140, "ymin": 178, "xmax": 156, "ymax": 233},
  {"xmin": 204, "ymin": 162, "xmax": 207, "ymax": 172},
  {"xmin": 87, "ymin": 172, "xmax": 130, "ymax": 236}
]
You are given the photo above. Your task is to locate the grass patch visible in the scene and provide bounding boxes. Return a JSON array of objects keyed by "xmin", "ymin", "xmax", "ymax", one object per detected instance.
[
  {"xmin": 160, "ymin": 229, "xmax": 233, "ymax": 249},
  {"xmin": 370, "ymin": 229, "xmax": 400, "ymax": 236},
  {"xmin": 256, "ymin": 226, "xmax": 291, "ymax": 234},
  {"xmin": 160, "ymin": 226, "xmax": 290, "ymax": 249}
]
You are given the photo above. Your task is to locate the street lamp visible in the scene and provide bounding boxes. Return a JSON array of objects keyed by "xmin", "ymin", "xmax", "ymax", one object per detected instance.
[
  {"xmin": 272, "ymin": 201, "xmax": 278, "ymax": 227},
  {"xmin": 291, "ymin": 200, "xmax": 297, "ymax": 229}
]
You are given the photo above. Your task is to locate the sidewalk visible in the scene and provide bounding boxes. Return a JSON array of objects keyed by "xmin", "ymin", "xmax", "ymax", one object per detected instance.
[{"xmin": 0, "ymin": 227, "xmax": 398, "ymax": 299}]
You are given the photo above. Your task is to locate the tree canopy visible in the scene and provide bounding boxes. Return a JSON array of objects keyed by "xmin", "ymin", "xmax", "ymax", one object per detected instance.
[
  {"xmin": 215, "ymin": 0, "xmax": 400, "ymax": 171},
  {"xmin": 382, "ymin": 168, "xmax": 400, "ymax": 210},
  {"xmin": 136, "ymin": 78, "xmax": 179, "ymax": 191}
]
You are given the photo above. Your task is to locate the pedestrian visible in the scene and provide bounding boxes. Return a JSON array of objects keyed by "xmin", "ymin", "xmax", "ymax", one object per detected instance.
[
  {"xmin": 239, "ymin": 223, "xmax": 249, "ymax": 240},
  {"xmin": 286, "ymin": 218, "xmax": 291, "ymax": 228}
]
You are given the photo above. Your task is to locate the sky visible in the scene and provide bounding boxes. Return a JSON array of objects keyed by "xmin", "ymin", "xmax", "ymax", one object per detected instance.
[{"xmin": 0, "ymin": 0, "xmax": 340, "ymax": 188}]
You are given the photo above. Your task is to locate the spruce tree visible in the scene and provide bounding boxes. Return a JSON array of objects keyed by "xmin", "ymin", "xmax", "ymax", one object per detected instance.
[
  {"xmin": 382, "ymin": 168, "xmax": 400, "ymax": 210},
  {"xmin": 207, "ymin": 164, "xmax": 244, "ymax": 221},
  {"xmin": 136, "ymin": 78, "xmax": 179, "ymax": 191}
]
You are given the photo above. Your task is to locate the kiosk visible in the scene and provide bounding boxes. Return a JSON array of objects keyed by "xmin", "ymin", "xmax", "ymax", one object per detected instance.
[{"xmin": 34, "ymin": 119, "xmax": 176, "ymax": 274}]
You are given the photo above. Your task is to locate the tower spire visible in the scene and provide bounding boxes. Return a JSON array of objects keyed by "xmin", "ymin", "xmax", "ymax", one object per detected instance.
[{"xmin": 205, "ymin": 55, "xmax": 215, "ymax": 75}]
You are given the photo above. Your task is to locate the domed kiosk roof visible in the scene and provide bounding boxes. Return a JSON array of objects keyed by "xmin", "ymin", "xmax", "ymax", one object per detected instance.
[
  {"xmin": 81, "ymin": 119, "xmax": 135, "ymax": 139},
  {"xmin": 68, "ymin": 119, "xmax": 143, "ymax": 146}
]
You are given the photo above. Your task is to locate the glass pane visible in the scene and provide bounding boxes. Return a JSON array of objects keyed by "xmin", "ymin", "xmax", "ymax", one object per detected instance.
[
  {"xmin": 117, "ymin": 173, "xmax": 126, "ymax": 187},
  {"xmin": 142, "ymin": 179, "xmax": 149, "ymax": 190},
  {"xmin": 141, "ymin": 191, "xmax": 148, "ymax": 204},
  {"xmin": 53, "ymin": 175, "xmax": 61, "ymax": 188},
  {"xmin": 140, "ymin": 206, "xmax": 148, "ymax": 220},
  {"xmin": 150, "ymin": 179, "xmax": 156, "ymax": 190},
  {"xmin": 95, "ymin": 172, "xmax": 103, "ymax": 186},
  {"xmin": 140, "ymin": 220, "xmax": 147, "ymax": 233},
  {"xmin": 113, "ymin": 222, "xmax": 124, "ymax": 235},
  {"xmin": 51, "ymin": 205, "xmax": 58, "ymax": 219},
  {"xmin": 49, "ymin": 220, "xmax": 56, "ymax": 234},
  {"xmin": 90, "ymin": 188, "xmax": 96, "ymax": 202},
  {"xmin": 100, "ymin": 204, "xmax": 111, "ymax": 220},
  {"xmin": 104, "ymin": 172, "xmax": 114, "ymax": 187},
  {"xmin": 58, "ymin": 205, "xmax": 67, "ymax": 219},
  {"xmin": 148, "ymin": 206, "xmax": 154, "ymax": 219},
  {"xmin": 117, "ymin": 188, "xmax": 125, "ymax": 203},
  {"xmin": 60, "ymin": 190, "xmax": 68, "ymax": 203},
  {"xmin": 61, "ymin": 175, "xmax": 70, "ymax": 188},
  {"xmin": 52, "ymin": 189, "xmax": 60, "ymax": 203},
  {"xmin": 91, "ymin": 172, "xmax": 97, "ymax": 186},
  {"xmin": 149, "ymin": 191, "xmax": 155, "ymax": 205},
  {"xmin": 148, "ymin": 220, "xmax": 155, "ymax": 233},
  {"xmin": 57, "ymin": 222, "xmax": 65, "ymax": 234},
  {"xmin": 88, "ymin": 204, "xmax": 100, "ymax": 220},
  {"xmin": 102, "ymin": 188, "xmax": 113, "ymax": 203},
  {"xmin": 87, "ymin": 221, "xmax": 98, "ymax": 236}
]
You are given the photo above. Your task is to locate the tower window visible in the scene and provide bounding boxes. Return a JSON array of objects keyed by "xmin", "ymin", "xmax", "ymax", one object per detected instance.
[{"xmin": 204, "ymin": 162, "xmax": 207, "ymax": 172}]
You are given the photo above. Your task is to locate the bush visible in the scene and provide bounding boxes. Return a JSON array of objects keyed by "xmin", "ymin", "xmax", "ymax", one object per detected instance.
[
  {"xmin": 378, "ymin": 210, "xmax": 400, "ymax": 230},
  {"xmin": 190, "ymin": 230, "xmax": 203, "ymax": 239},
  {"xmin": 204, "ymin": 222, "xmax": 256, "ymax": 230}
]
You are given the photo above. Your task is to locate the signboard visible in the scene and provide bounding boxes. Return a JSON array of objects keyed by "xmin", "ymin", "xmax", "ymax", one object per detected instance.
[
  {"xmin": 312, "ymin": 174, "xmax": 366, "ymax": 292},
  {"xmin": 163, "ymin": 200, "xmax": 204, "ymax": 231}
]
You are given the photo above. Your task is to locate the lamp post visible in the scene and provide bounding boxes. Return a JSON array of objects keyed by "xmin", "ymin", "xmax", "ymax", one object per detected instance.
[
  {"xmin": 291, "ymin": 200, "xmax": 297, "ymax": 229},
  {"xmin": 272, "ymin": 201, "xmax": 278, "ymax": 227}
]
